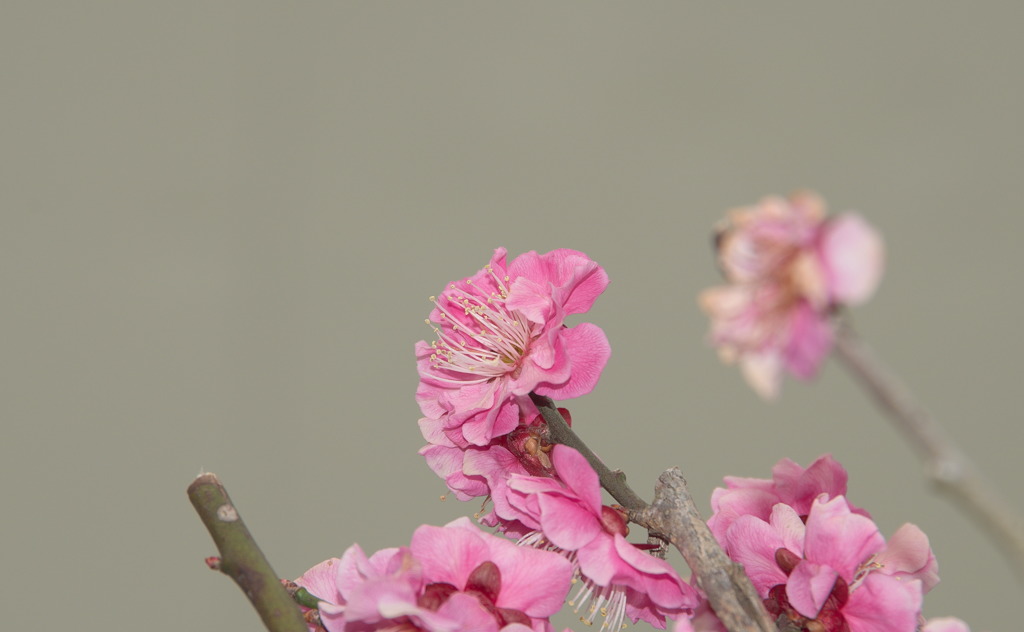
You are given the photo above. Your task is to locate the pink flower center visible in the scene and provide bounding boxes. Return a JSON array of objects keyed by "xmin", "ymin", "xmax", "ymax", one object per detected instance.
[{"xmin": 426, "ymin": 266, "xmax": 534, "ymax": 383}]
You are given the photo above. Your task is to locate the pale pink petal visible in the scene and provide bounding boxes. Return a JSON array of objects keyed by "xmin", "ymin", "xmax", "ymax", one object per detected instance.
[
  {"xmin": 875, "ymin": 523, "xmax": 939, "ymax": 593},
  {"xmin": 708, "ymin": 486, "xmax": 780, "ymax": 550},
  {"xmin": 533, "ymin": 323, "xmax": 611, "ymax": 400},
  {"xmin": 840, "ymin": 573, "xmax": 922, "ymax": 632},
  {"xmin": 740, "ymin": 351, "xmax": 783, "ymax": 400},
  {"xmin": 724, "ymin": 516, "xmax": 788, "ymax": 595},
  {"xmin": 612, "ymin": 536, "xmax": 699, "ymax": 610},
  {"xmin": 721, "ymin": 475, "xmax": 776, "ymax": 492},
  {"xmin": 549, "ymin": 445, "xmax": 603, "ymax": 515},
  {"xmin": 774, "ymin": 454, "xmax": 848, "ymax": 514},
  {"xmin": 419, "ymin": 443, "xmax": 488, "ymax": 500},
  {"xmin": 410, "ymin": 519, "xmax": 492, "ymax": 589},
  {"xmin": 462, "ymin": 446, "xmax": 532, "ymax": 523},
  {"xmin": 461, "ymin": 395, "xmax": 520, "ymax": 447},
  {"xmin": 803, "ymin": 496, "xmax": 885, "ymax": 581},
  {"xmin": 922, "ymin": 617, "xmax": 972, "ymax": 632},
  {"xmin": 430, "ymin": 592, "xmax": 499, "ymax": 632},
  {"xmin": 345, "ymin": 577, "xmax": 421, "ymax": 623},
  {"xmin": 818, "ymin": 213, "xmax": 884, "ymax": 306},
  {"xmin": 535, "ymin": 492, "xmax": 603, "ymax": 550},
  {"xmin": 482, "ymin": 535, "xmax": 574, "ymax": 617},
  {"xmin": 781, "ymin": 301, "xmax": 833, "ymax": 380},
  {"xmin": 767, "ymin": 503, "xmax": 807, "ymax": 556},
  {"xmin": 673, "ymin": 617, "xmax": 696, "ymax": 632},
  {"xmin": 505, "ymin": 276, "xmax": 557, "ymax": 325},
  {"xmin": 506, "ymin": 248, "xmax": 609, "ymax": 316},
  {"xmin": 294, "ymin": 557, "xmax": 343, "ymax": 605},
  {"xmin": 573, "ymin": 530, "xmax": 621, "ymax": 586},
  {"xmin": 785, "ymin": 561, "xmax": 838, "ymax": 619}
]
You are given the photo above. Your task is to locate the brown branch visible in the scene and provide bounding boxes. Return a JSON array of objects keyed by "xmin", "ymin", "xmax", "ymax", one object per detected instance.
[
  {"xmin": 834, "ymin": 324, "xmax": 1024, "ymax": 578},
  {"xmin": 635, "ymin": 469, "xmax": 778, "ymax": 632},
  {"xmin": 531, "ymin": 394, "xmax": 775, "ymax": 632},
  {"xmin": 188, "ymin": 472, "xmax": 309, "ymax": 632}
]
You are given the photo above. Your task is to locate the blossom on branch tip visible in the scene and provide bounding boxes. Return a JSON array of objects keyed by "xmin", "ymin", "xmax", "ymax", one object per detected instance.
[
  {"xmin": 699, "ymin": 192, "xmax": 884, "ymax": 398},
  {"xmin": 417, "ymin": 248, "xmax": 610, "ymax": 446},
  {"xmin": 294, "ymin": 517, "xmax": 574, "ymax": 632},
  {"xmin": 505, "ymin": 445, "xmax": 700, "ymax": 630},
  {"xmin": 722, "ymin": 495, "xmax": 935, "ymax": 632}
]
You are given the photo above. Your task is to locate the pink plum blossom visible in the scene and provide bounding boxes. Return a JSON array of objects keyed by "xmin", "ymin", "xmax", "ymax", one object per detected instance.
[
  {"xmin": 417, "ymin": 248, "xmax": 610, "ymax": 446},
  {"xmin": 699, "ymin": 192, "xmax": 884, "ymax": 398},
  {"xmin": 294, "ymin": 517, "xmax": 574, "ymax": 632},
  {"xmin": 505, "ymin": 445, "xmax": 700, "ymax": 630},
  {"xmin": 722, "ymin": 495, "xmax": 934, "ymax": 632},
  {"xmin": 707, "ymin": 454, "xmax": 868, "ymax": 555}
]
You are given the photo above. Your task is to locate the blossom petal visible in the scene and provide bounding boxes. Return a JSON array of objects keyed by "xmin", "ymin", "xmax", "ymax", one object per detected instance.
[
  {"xmin": 534, "ymin": 323, "xmax": 611, "ymax": 400},
  {"xmin": 535, "ymin": 492, "xmax": 603, "ymax": 550},
  {"xmin": 922, "ymin": 617, "xmax": 972, "ymax": 632},
  {"xmin": 785, "ymin": 561, "xmax": 838, "ymax": 619},
  {"xmin": 819, "ymin": 213, "xmax": 884, "ymax": 306},
  {"xmin": 410, "ymin": 519, "xmax": 491, "ymax": 589},
  {"xmin": 803, "ymin": 496, "xmax": 885, "ymax": 581},
  {"xmin": 840, "ymin": 574, "xmax": 922, "ymax": 632},
  {"xmin": 875, "ymin": 522, "xmax": 939, "ymax": 593},
  {"xmin": 549, "ymin": 445, "xmax": 603, "ymax": 515},
  {"xmin": 724, "ymin": 516, "xmax": 788, "ymax": 596}
]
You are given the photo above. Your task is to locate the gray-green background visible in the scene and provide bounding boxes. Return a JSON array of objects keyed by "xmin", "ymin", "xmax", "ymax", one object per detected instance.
[{"xmin": 3, "ymin": 3, "xmax": 1021, "ymax": 631}]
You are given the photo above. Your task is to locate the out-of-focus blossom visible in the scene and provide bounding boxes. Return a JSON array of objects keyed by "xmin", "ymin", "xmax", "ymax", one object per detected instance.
[
  {"xmin": 699, "ymin": 192, "xmax": 884, "ymax": 398},
  {"xmin": 417, "ymin": 248, "xmax": 610, "ymax": 446},
  {"xmin": 506, "ymin": 445, "xmax": 700, "ymax": 630},
  {"xmin": 723, "ymin": 495, "xmax": 934, "ymax": 632},
  {"xmin": 707, "ymin": 454, "xmax": 867, "ymax": 554},
  {"xmin": 922, "ymin": 617, "xmax": 972, "ymax": 632},
  {"xmin": 294, "ymin": 517, "xmax": 573, "ymax": 632}
]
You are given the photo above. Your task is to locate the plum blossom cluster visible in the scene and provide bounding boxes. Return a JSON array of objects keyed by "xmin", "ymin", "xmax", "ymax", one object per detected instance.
[
  {"xmin": 294, "ymin": 517, "xmax": 574, "ymax": 632},
  {"xmin": 294, "ymin": 234, "xmax": 971, "ymax": 632},
  {"xmin": 414, "ymin": 249, "xmax": 699, "ymax": 631},
  {"xmin": 692, "ymin": 455, "xmax": 940, "ymax": 632},
  {"xmin": 699, "ymin": 192, "xmax": 884, "ymax": 398}
]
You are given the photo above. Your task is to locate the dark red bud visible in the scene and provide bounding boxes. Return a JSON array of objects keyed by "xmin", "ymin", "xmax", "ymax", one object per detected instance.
[
  {"xmin": 830, "ymin": 575, "xmax": 849, "ymax": 607},
  {"xmin": 497, "ymin": 607, "xmax": 532, "ymax": 627},
  {"xmin": 775, "ymin": 547, "xmax": 802, "ymax": 575},
  {"xmin": 465, "ymin": 561, "xmax": 502, "ymax": 604},
  {"xmin": 600, "ymin": 505, "xmax": 630, "ymax": 536},
  {"xmin": 204, "ymin": 556, "xmax": 222, "ymax": 570},
  {"xmin": 418, "ymin": 582, "xmax": 457, "ymax": 611}
]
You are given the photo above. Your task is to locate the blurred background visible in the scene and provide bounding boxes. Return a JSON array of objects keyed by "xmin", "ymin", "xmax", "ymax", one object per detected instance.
[{"xmin": 3, "ymin": 3, "xmax": 1022, "ymax": 630}]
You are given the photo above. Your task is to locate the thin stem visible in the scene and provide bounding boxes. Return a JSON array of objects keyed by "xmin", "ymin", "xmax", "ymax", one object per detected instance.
[
  {"xmin": 531, "ymin": 394, "xmax": 774, "ymax": 632},
  {"xmin": 834, "ymin": 324, "xmax": 1024, "ymax": 578},
  {"xmin": 531, "ymin": 393, "xmax": 647, "ymax": 512},
  {"xmin": 188, "ymin": 472, "xmax": 309, "ymax": 632}
]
